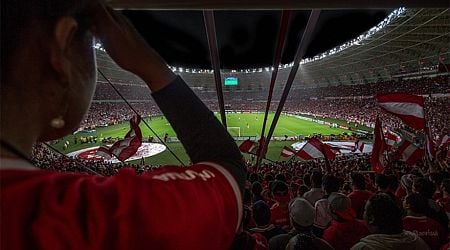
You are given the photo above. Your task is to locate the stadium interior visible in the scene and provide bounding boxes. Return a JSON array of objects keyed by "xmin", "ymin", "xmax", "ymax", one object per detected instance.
[{"xmin": 26, "ymin": 1, "xmax": 449, "ymax": 249}]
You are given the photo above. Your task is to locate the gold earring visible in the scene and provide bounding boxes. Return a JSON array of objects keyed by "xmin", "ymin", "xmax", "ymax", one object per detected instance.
[{"xmin": 50, "ymin": 116, "xmax": 65, "ymax": 129}]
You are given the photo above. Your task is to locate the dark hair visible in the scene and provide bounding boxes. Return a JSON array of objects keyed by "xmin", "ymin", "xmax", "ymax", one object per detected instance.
[
  {"xmin": 387, "ymin": 175, "xmax": 399, "ymax": 191},
  {"xmin": 365, "ymin": 193, "xmax": 403, "ymax": 234},
  {"xmin": 413, "ymin": 178, "xmax": 436, "ymax": 199},
  {"xmin": 1, "ymin": 0, "xmax": 91, "ymax": 80},
  {"xmin": 429, "ymin": 172, "xmax": 444, "ymax": 186},
  {"xmin": 271, "ymin": 180, "xmax": 288, "ymax": 196},
  {"xmin": 251, "ymin": 182, "xmax": 263, "ymax": 196},
  {"xmin": 252, "ymin": 201, "xmax": 271, "ymax": 226},
  {"xmin": 264, "ymin": 174, "xmax": 274, "ymax": 183},
  {"xmin": 275, "ymin": 173, "xmax": 286, "ymax": 182},
  {"xmin": 375, "ymin": 174, "xmax": 390, "ymax": 190},
  {"xmin": 322, "ymin": 175, "xmax": 340, "ymax": 194},
  {"xmin": 248, "ymin": 173, "xmax": 259, "ymax": 183},
  {"xmin": 351, "ymin": 173, "xmax": 366, "ymax": 190},
  {"xmin": 442, "ymin": 179, "xmax": 450, "ymax": 194},
  {"xmin": 404, "ymin": 193, "xmax": 428, "ymax": 215},
  {"xmin": 298, "ymin": 185, "xmax": 309, "ymax": 197},
  {"xmin": 310, "ymin": 171, "xmax": 323, "ymax": 187},
  {"xmin": 303, "ymin": 174, "xmax": 311, "ymax": 187}
]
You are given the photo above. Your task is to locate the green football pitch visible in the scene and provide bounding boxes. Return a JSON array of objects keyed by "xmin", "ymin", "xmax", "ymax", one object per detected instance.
[{"xmin": 53, "ymin": 113, "xmax": 360, "ymax": 165}]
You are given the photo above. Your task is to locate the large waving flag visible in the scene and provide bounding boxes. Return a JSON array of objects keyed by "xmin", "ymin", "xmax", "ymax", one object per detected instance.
[
  {"xmin": 384, "ymin": 131, "xmax": 401, "ymax": 151},
  {"xmin": 295, "ymin": 138, "xmax": 336, "ymax": 160},
  {"xmin": 96, "ymin": 115, "xmax": 143, "ymax": 162},
  {"xmin": 376, "ymin": 93, "xmax": 425, "ymax": 130},
  {"xmin": 280, "ymin": 146, "xmax": 296, "ymax": 158},
  {"xmin": 393, "ymin": 140, "xmax": 425, "ymax": 166},
  {"xmin": 239, "ymin": 139, "xmax": 259, "ymax": 155},
  {"xmin": 371, "ymin": 117, "xmax": 386, "ymax": 174}
]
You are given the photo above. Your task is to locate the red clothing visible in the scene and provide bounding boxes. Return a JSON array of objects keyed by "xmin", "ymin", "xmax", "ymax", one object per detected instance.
[
  {"xmin": 251, "ymin": 232, "xmax": 269, "ymax": 250},
  {"xmin": 403, "ymin": 216, "xmax": 446, "ymax": 250},
  {"xmin": 1, "ymin": 162, "xmax": 242, "ymax": 250},
  {"xmin": 322, "ymin": 219, "xmax": 369, "ymax": 250},
  {"xmin": 270, "ymin": 203, "xmax": 290, "ymax": 230},
  {"xmin": 347, "ymin": 190, "xmax": 374, "ymax": 219},
  {"xmin": 395, "ymin": 186, "xmax": 407, "ymax": 201},
  {"xmin": 436, "ymin": 196, "xmax": 450, "ymax": 213}
]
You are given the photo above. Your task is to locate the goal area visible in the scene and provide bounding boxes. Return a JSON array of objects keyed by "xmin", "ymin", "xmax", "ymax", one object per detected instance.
[{"xmin": 227, "ymin": 127, "xmax": 241, "ymax": 137}]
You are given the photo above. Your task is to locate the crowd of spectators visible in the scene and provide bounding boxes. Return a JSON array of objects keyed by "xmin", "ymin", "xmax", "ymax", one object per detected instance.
[
  {"xmin": 32, "ymin": 74, "xmax": 449, "ymax": 249},
  {"xmin": 32, "ymin": 142, "xmax": 450, "ymax": 249},
  {"xmin": 81, "ymin": 75, "xmax": 448, "ymax": 135}
]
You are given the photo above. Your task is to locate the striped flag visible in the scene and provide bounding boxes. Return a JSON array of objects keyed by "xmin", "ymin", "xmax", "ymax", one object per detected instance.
[
  {"xmin": 96, "ymin": 146, "xmax": 112, "ymax": 159},
  {"xmin": 377, "ymin": 93, "xmax": 425, "ymax": 130},
  {"xmin": 352, "ymin": 140, "xmax": 365, "ymax": 153},
  {"xmin": 96, "ymin": 115, "xmax": 143, "ymax": 162},
  {"xmin": 394, "ymin": 140, "xmax": 425, "ymax": 166},
  {"xmin": 385, "ymin": 131, "xmax": 401, "ymax": 151},
  {"xmin": 295, "ymin": 138, "xmax": 336, "ymax": 160},
  {"xmin": 280, "ymin": 146, "xmax": 296, "ymax": 158},
  {"xmin": 239, "ymin": 139, "xmax": 259, "ymax": 155}
]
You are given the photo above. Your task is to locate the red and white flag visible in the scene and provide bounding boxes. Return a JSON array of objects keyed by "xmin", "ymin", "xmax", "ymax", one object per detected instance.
[
  {"xmin": 437, "ymin": 133, "xmax": 449, "ymax": 148},
  {"xmin": 385, "ymin": 131, "xmax": 401, "ymax": 151},
  {"xmin": 96, "ymin": 146, "xmax": 112, "ymax": 159},
  {"xmin": 352, "ymin": 140, "xmax": 365, "ymax": 153},
  {"xmin": 239, "ymin": 139, "xmax": 259, "ymax": 155},
  {"xmin": 295, "ymin": 138, "xmax": 336, "ymax": 160},
  {"xmin": 326, "ymin": 143, "xmax": 353, "ymax": 152},
  {"xmin": 394, "ymin": 140, "xmax": 425, "ymax": 166},
  {"xmin": 371, "ymin": 117, "xmax": 386, "ymax": 174},
  {"xmin": 96, "ymin": 115, "xmax": 143, "ymax": 162},
  {"xmin": 280, "ymin": 146, "xmax": 296, "ymax": 158},
  {"xmin": 377, "ymin": 93, "xmax": 425, "ymax": 130}
]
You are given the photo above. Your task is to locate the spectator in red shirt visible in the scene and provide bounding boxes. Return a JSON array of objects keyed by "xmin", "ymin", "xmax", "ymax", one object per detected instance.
[
  {"xmin": 270, "ymin": 180, "xmax": 291, "ymax": 230},
  {"xmin": 403, "ymin": 193, "xmax": 447, "ymax": 250},
  {"xmin": 323, "ymin": 193, "xmax": 369, "ymax": 250},
  {"xmin": 0, "ymin": 2, "xmax": 246, "ymax": 249},
  {"xmin": 348, "ymin": 172, "xmax": 374, "ymax": 219}
]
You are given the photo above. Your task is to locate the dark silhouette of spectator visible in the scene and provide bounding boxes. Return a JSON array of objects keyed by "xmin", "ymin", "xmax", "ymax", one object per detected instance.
[{"xmin": 351, "ymin": 194, "xmax": 429, "ymax": 250}]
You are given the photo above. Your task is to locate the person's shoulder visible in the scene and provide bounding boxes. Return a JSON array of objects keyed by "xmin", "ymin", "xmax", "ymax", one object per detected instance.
[
  {"xmin": 311, "ymin": 237, "xmax": 334, "ymax": 250},
  {"xmin": 350, "ymin": 241, "xmax": 371, "ymax": 250}
]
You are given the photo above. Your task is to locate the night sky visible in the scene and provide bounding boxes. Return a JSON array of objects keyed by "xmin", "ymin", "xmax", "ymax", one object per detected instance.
[{"xmin": 124, "ymin": 9, "xmax": 391, "ymax": 69}]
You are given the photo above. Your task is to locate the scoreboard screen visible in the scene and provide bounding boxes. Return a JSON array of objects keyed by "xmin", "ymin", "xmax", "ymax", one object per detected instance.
[{"xmin": 224, "ymin": 77, "xmax": 238, "ymax": 86}]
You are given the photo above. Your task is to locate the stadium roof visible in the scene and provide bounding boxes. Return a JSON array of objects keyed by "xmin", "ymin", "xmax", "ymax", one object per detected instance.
[
  {"xmin": 96, "ymin": 7, "xmax": 449, "ymax": 89},
  {"xmin": 108, "ymin": 0, "xmax": 447, "ymax": 9}
]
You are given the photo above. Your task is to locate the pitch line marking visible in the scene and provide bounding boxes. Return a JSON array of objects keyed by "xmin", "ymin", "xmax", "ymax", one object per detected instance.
[{"xmin": 280, "ymin": 127, "xmax": 297, "ymax": 135}]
